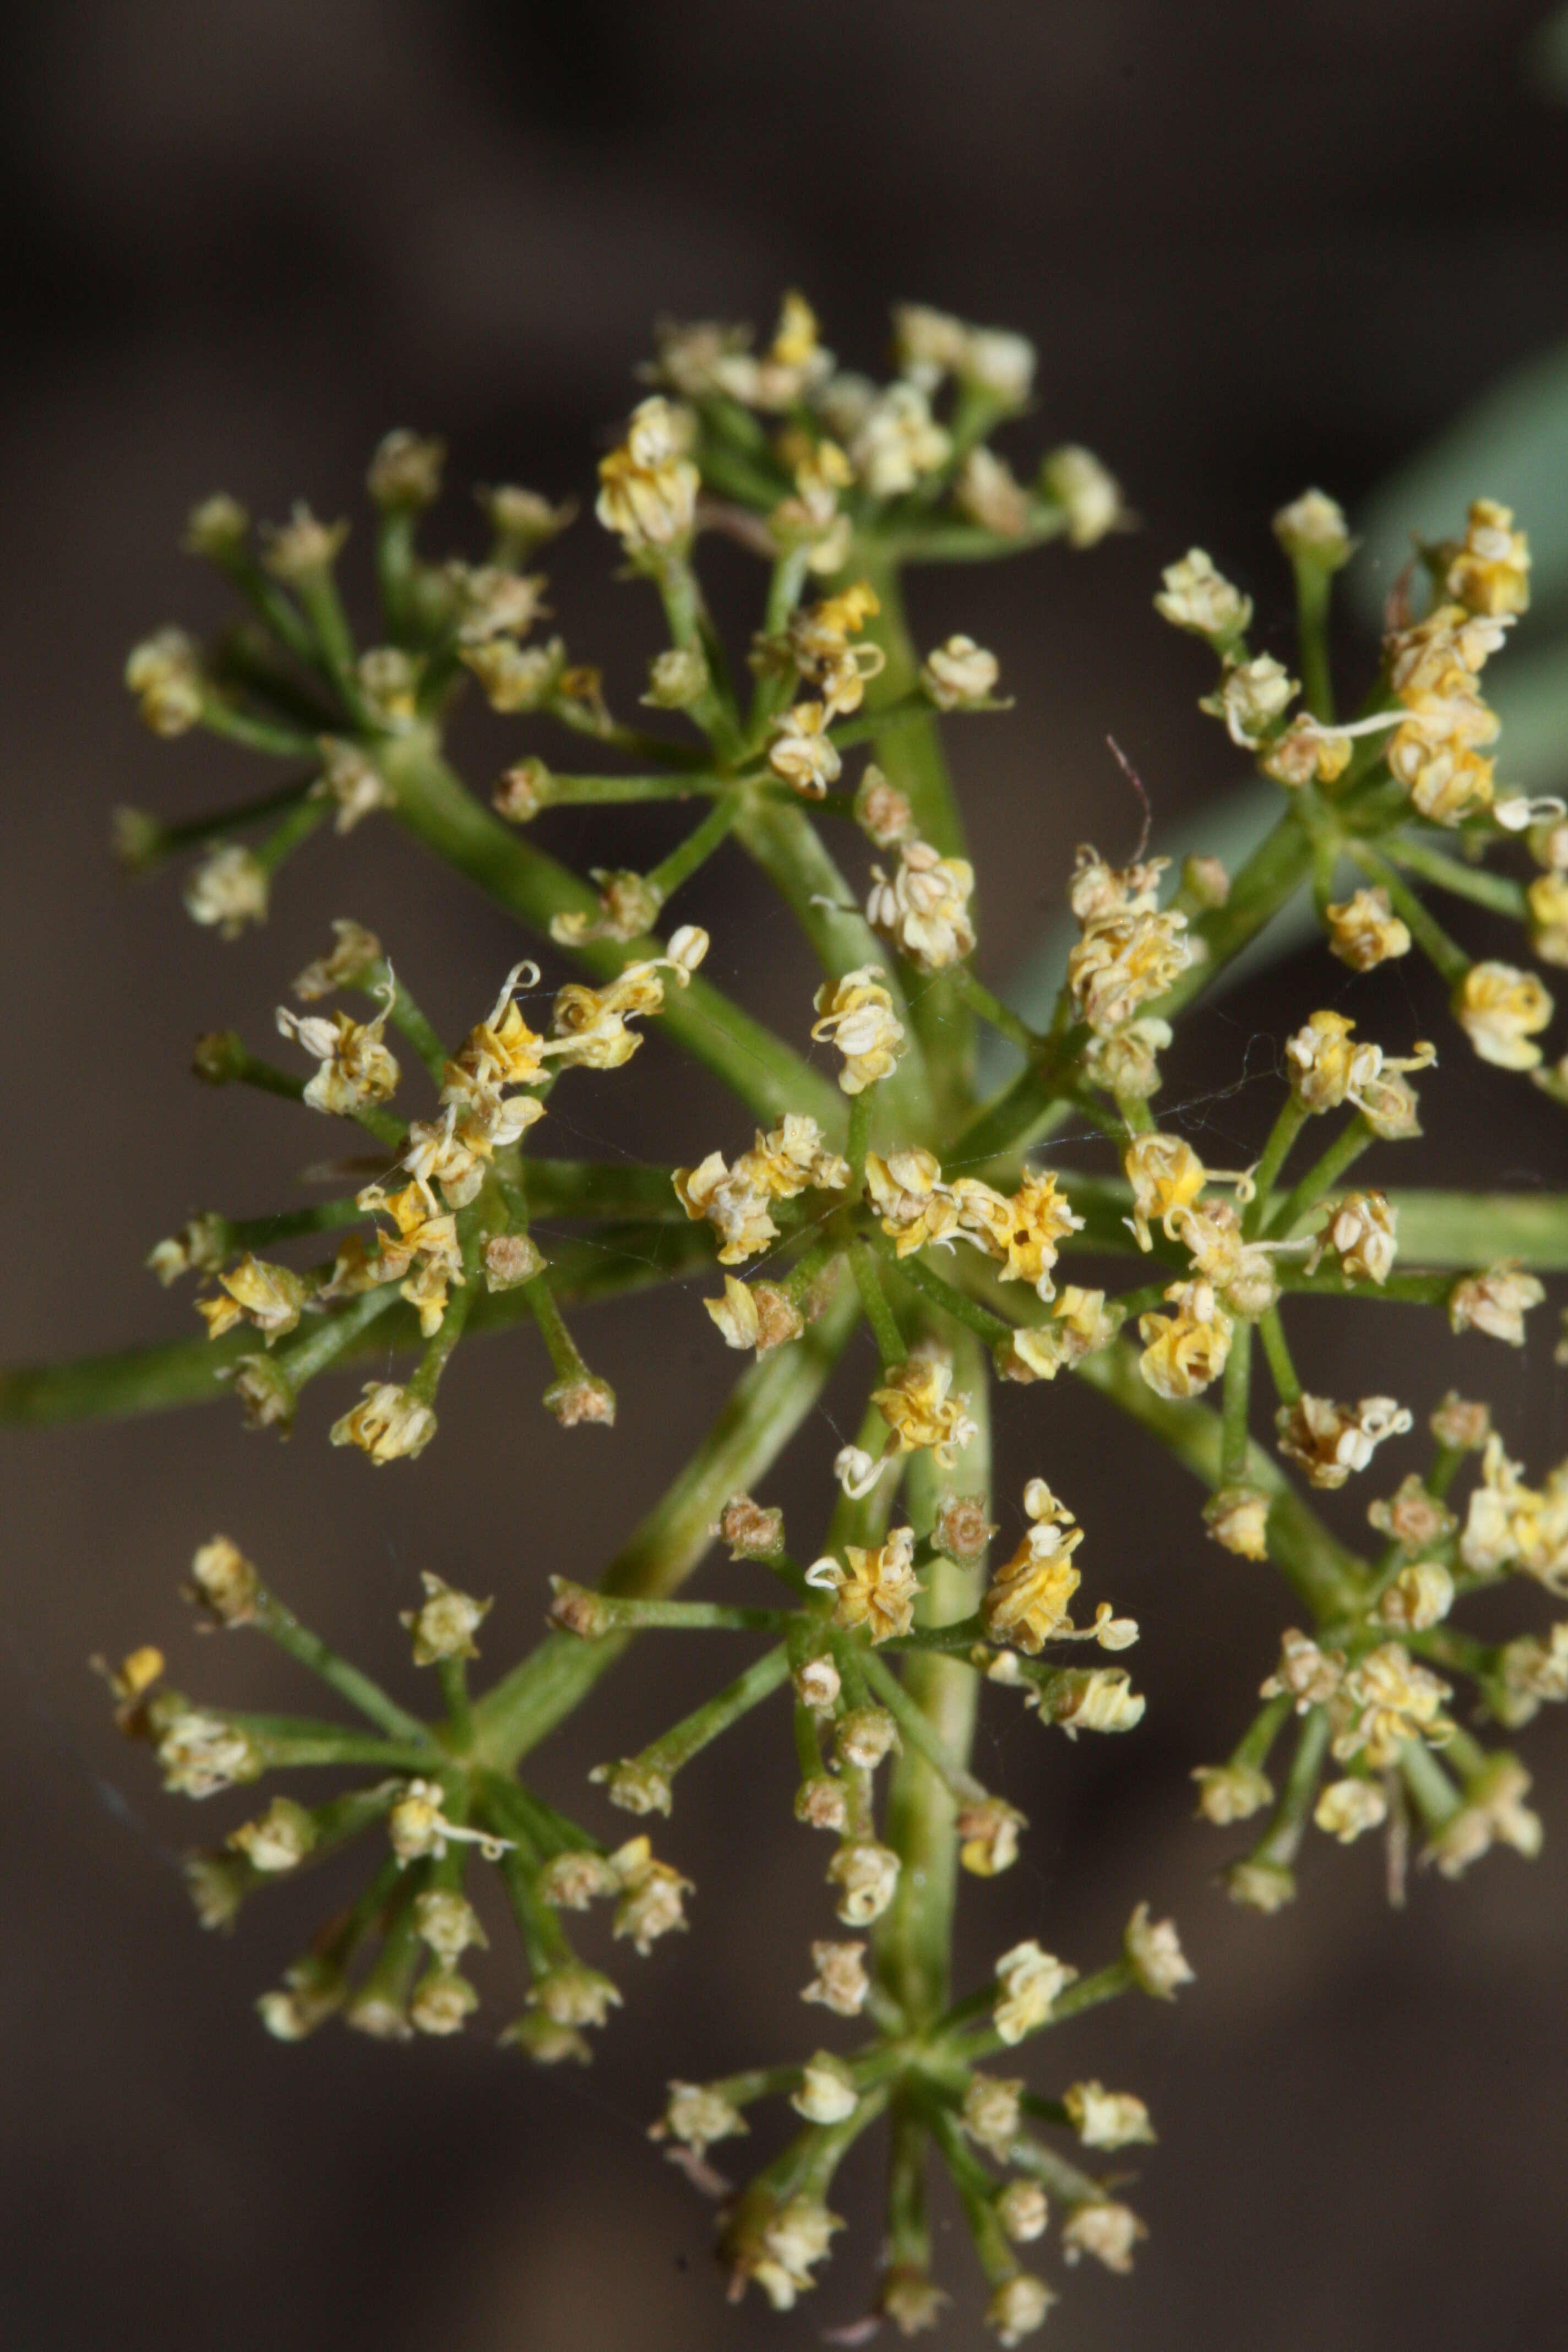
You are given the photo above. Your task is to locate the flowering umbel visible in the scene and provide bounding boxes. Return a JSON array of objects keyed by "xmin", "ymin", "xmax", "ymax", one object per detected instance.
[{"xmin": 47, "ymin": 291, "xmax": 1568, "ymax": 2342}]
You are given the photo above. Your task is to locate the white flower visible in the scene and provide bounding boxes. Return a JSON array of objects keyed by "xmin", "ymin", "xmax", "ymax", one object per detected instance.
[
  {"xmin": 1043, "ymin": 444, "xmax": 1124, "ymax": 546},
  {"xmin": 993, "ymin": 1939, "xmax": 1077, "ymax": 2043},
  {"xmin": 184, "ymin": 845, "xmax": 268, "ymax": 939},
  {"xmin": 1203, "ymin": 654, "xmax": 1297, "ymax": 746},
  {"xmin": 1154, "ymin": 548, "xmax": 1251, "ymax": 640},
  {"xmin": 791, "ymin": 2052, "xmax": 858, "ymax": 2125},
  {"xmin": 1124, "ymin": 1902, "xmax": 1193, "ymax": 1999},
  {"xmin": 921, "ymin": 634, "xmax": 1000, "ymax": 709}
]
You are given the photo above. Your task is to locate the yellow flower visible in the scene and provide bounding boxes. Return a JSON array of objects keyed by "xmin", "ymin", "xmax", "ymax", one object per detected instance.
[
  {"xmin": 1202, "ymin": 1485, "xmax": 1271, "ymax": 1559},
  {"xmin": 1068, "ymin": 906, "xmax": 1191, "ymax": 1035},
  {"xmin": 400, "ymin": 1571, "xmax": 491, "ymax": 1665},
  {"xmin": 986, "ymin": 2275, "xmax": 1055, "ymax": 2343},
  {"xmin": 1286, "ymin": 1008, "xmax": 1435, "ymax": 1112},
  {"xmin": 873, "ymin": 1355, "xmax": 977, "ymax": 1466},
  {"xmin": 1444, "ymin": 497, "xmax": 1531, "ymax": 617},
  {"xmin": 188, "ymin": 1534, "xmax": 262, "ymax": 1626},
  {"xmin": 1325, "ymin": 886, "xmax": 1411, "ymax": 971},
  {"xmin": 1006, "ymin": 1287, "xmax": 1118, "ymax": 1381},
  {"xmin": 1275, "ymin": 1392, "xmax": 1412, "ymax": 1488},
  {"xmin": 962, "ymin": 2072, "xmax": 1024, "ymax": 2157},
  {"xmin": 957, "ymin": 445, "xmax": 1031, "ymax": 535},
  {"xmin": 1375, "ymin": 1560, "xmax": 1455, "ymax": 1633},
  {"xmin": 548, "ymin": 930, "xmax": 707, "ymax": 1070},
  {"xmin": 329, "ymin": 1381, "xmax": 437, "ymax": 1464},
  {"xmin": 703, "ymin": 1275, "xmax": 803, "ymax": 1354},
  {"xmin": 865, "ymin": 1146, "xmax": 961, "ymax": 1255},
  {"xmin": 1123, "ymin": 1132, "xmax": 1207, "ymax": 1251},
  {"xmin": 809, "ymin": 1525, "xmax": 924, "ymax": 1644},
  {"xmin": 957, "ymin": 1799, "xmax": 1026, "ymax": 1877},
  {"xmin": 1454, "ymin": 962, "xmax": 1554, "ymax": 1070},
  {"xmin": 1273, "ymin": 488, "xmax": 1352, "ymax": 567},
  {"xmin": 988, "ymin": 1169, "xmax": 1084, "ymax": 1300},
  {"xmin": 1262, "ymin": 716, "xmax": 1353, "ymax": 788},
  {"xmin": 767, "ymin": 698, "xmax": 842, "ymax": 797},
  {"xmin": 1138, "ymin": 1277, "xmax": 1233, "ymax": 1400},
  {"xmin": 1332, "ymin": 1642, "xmax": 1453, "ymax": 1770},
  {"xmin": 595, "ymin": 396, "xmax": 699, "ymax": 549},
  {"xmin": 866, "ymin": 840, "xmax": 976, "ymax": 972},
  {"xmin": 981, "ymin": 1480, "xmax": 1084, "ymax": 1653},
  {"xmin": 195, "ymin": 1254, "xmax": 308, "ymax": 1344},
  {"xmin": 1192, "ymin": 1761, "xmax": 1272, "ymax": 1823},
  {"xmin": 810, "ymin": 966, "xmax": 906, "ymax": 1093},
  {"xmin": 275, "ymin": 984, "xmax": 400, "ymax": 1118},
  {"xmin": 1527, "ymin": 870, "xmax": 1568, "ymax": 965},
  {"xmin": 228, "ymin": 1796, "xmax": 315, "ymax": 1874}
]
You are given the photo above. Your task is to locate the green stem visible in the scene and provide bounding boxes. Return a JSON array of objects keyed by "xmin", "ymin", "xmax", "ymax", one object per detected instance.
[
  {"xmin": 1347, "ymin": 842, "xmax": 1471, "ymax": 988},
  {"xmin": 1264, "ymin": 1117, "xmax": 1374, "ymax": 1242},
  {"xmin": 861, "ymin": 1649, "xmax": 988, "ymax": 1805},
  {"xmin": 1292, "ymin": 558, "xmax": 1335, "ymax": 723},
  {"xmin": 1220, "ymin": 1319, "xmax": 1254, "ymax": 1483},
  {"xmin": 645, "ymin": 793, "xmax": 741, "ymax": 903},
  {"xmin": 948, "ymin": 1959, "xmax": 1134, "ymax": 2064},
  {"xmin": 198, "ymin": 696, "xmax": 319, "ymax": 760},
  {"xmin": 469, "ymin": 1276, "xmax": 858, "ymax": 1770},
  {"xmin": 1381, "ymin": 835, "xmax": 1527, "ymax": 920},
  {"xmin": 873, "ymin": 1327, "xmax": 990, "ymax": 2028},
  {"xmin": 630, "ymin": 1642, "xmax": 791, "ymax": 1778},
  {"xmin": 1245, "ymin": 1098, "xmax": 1308, "ymax": 1235},
  {"xmin": 1255, "ymin": 1306, "xmax": 1302, "ymax": 1406},
  {"xmin": 1243, "ymin": 1707, "xmax": 1330, "ymax": 1877},
  {"xmin": 254, "ymin": 1592, "xmax": 431, "ymax": 1745},
  {"xmin": 382, "ymin": 732, "xmax": 841, "ymax": 1129},
  {"xmin": 851, "ymin": 1241, "xmax": 907, "ymax": 1369}
]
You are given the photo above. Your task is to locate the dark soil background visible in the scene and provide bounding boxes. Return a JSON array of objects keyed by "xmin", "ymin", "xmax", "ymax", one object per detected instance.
[{"xmin": 4, "ymin": 6, "xmax": 1568, "ymax": 2347}]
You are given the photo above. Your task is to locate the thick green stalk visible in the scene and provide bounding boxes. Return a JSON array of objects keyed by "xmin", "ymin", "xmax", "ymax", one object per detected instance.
[
  {"xmin": 873, "ymin": 1327, "xmax": 990, "ymax": 2028},
  {"xmin": 854, "ymin": 553, "xmax": 976, "ymax": 1120},
  {"xmin": 469, "ymin": 1275, "xmax": 859, "ymax": 1770}
]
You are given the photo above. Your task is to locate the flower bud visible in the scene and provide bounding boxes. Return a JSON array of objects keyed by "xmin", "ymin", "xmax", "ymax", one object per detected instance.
[
  {"xmin": 367, "ymin": 429, "xmax": 445, "ymax": 509},
  {"xmin": 544, "ymin": 1373, "xmax": 617, "ymax": 1427},
  {"xmin": 1225, "ymin": 1858, "xmax": 1295, "ymax": 1913},
  {"xmin": 642, "ymin": 646, "xmax": 709, "ymax": 709},
  {"xmin": 591, "ymin": 1756, "xmax": 674, "ymax": 1817},
  {"xmin": 794, "ymin": 1775, "xmax": 848, "ymax": 1833},
  {"xmin": 227, "ymin": 1796, "xmax": 315, "ymax": 1872},
  {"xmin": 1191, "ymin": 1762, "xmax": 1272, "ymax": 1824},
  {"xmin": 493, "ymin": 757, "xmax": 553, "ymax": 824},
  {"xmin": 834, "ymin": 1705, "xmax": 898, "ymax": 1772},
  {"xmin": 791, "ymin": 2051, "xmax": 858, "ymax": 2125}
]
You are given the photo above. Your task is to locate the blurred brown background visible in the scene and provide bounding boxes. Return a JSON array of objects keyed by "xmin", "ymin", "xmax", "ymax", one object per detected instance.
[{"xmin": 5, "ymin": 4, "xmax": 1568, "ymax": 2346}]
